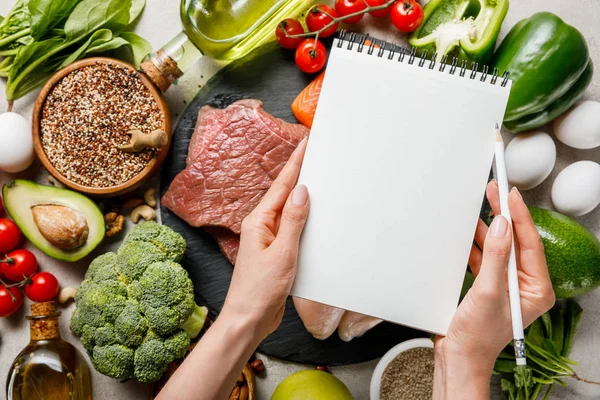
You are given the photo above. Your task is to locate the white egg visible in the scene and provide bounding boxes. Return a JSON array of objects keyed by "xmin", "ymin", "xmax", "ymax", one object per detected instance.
[
  {"xmin": 551, "ymin": 161, "xmax": 600, "ymax": 217},
  {"xmin": 0, "ymin": 112, "xmax": 34, "ymax": 173},
  {"xmin": 505, "ymin": 131, "xmax": 556, "ymax": 190},
  {"xmin": 554, "ymin": 101, "xmax": 600, "ymax": 149}
]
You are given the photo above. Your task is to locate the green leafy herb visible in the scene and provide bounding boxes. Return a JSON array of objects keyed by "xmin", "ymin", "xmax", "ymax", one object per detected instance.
[
  {"xmin": 118, "ymin": 32, "xmax": 151, "ymax": 67},
  {"xmin": 0, "ymin": 0, "xmax": 151, "ymax": 104},
  {"xmin": 495, "ymin": 300, "xmax": 599, "ymax": 399},
  {"xmin": 64, "ymin": 0, "xmax": 131, "ymax": 41},
  {"xmin": 28, "ymin": 0, "xmax": 79, "ymax": 39}
]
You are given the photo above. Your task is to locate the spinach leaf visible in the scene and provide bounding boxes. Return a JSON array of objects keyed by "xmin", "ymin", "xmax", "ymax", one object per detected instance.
[
  {"xmin": 7, "ymin": 37, "xmax": 69, "ymax": 100},
  {"xmin": 541, "ymin": 313, "xmax": 553, "ymax": 341},
  {"xmin": 550, "ymin": 307, "xmax": 564, "ymax": 355},
  {"xmin": 562, "ymin": 300, "xmax": 583, "ymax": 357},
  {"xmin": 8, "ymin": 37, "xmax": 64, "ymax": 83},
  {"xmin": 526, "ymin": 319, "xmax": 546, "ymax": 348},
  {"xmin": 129, "ymin": 0, "xmax": 146, "ymax": 25},
  {"xmin": 27, "ymin": 0, "xmax": 80, "ymax": 40},
  {"xmin": 495, "ymin": 359, "xmax": 517, "ymax": 373},
  {"xmin": 64, "ymin": 0, "xmax": 131, "ymax": 42},
  {"xmin": 59, "ymin": 28, "xmax": 113, "ymax": 68},
  {"xmin": 118, "ymin": 32, "xmax": 151, "ymax": 67},
  {"xmin": 0, "ymin": 0, "xmax": 31, "ymax": 51}
]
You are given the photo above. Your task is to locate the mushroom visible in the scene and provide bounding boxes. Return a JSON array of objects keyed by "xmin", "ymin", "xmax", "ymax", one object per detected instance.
[
  {"xmin": 58, "ymin": 287, "xmax": 77, "ymax": 304},
  {"xmin": 118, "ymin": 129, "xmax": 168, "ymax": 152},
  {"xmin": 144, "ymin": 187, "xmax": 157, "ymax": 208},
  {"xmin": 130, "ymin": 204, "xmax": 156, "ymax": 223}
]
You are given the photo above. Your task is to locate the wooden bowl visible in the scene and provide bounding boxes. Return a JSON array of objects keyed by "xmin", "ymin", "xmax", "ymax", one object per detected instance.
[{"xmin": 32, "ymin": 57, "xmax": 172, "ymax": 198}]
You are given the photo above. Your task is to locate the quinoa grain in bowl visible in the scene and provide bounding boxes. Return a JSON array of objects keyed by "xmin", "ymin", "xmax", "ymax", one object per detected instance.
[{"xmin": 35, "ymin": 59, "xmax": 170, "ymax": 196}]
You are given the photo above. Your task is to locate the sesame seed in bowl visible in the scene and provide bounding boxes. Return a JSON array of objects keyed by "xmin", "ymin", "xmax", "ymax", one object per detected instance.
[{"xmin": 32, "ymin": 58, "xmax": 172, "ymax": 197}]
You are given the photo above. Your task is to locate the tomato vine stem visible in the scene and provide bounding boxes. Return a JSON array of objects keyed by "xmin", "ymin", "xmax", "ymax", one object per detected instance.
[{"xmin": 283, "ymin": 0, "xmax": 399, "ymax": 40}]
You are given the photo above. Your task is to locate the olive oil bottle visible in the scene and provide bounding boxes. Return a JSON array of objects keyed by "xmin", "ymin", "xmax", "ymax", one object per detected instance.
[
  {"xmin": 142, "ymin": 0, "xmax": 315, "ymax": 91},
  {"xmin": 6, "ymin": 302, "xmax": 93, "ymax": 400}
]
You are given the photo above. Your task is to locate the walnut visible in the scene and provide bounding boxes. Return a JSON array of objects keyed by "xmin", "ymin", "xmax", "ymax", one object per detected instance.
[{"xmin": 104, "ymin": 211, "xmax": 125, "ymax": 237}]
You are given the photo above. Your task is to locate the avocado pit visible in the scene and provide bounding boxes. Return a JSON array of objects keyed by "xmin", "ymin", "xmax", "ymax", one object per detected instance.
[{"xmin": 32, "ymin": 205, "xmax": 89, "ymax": 250}]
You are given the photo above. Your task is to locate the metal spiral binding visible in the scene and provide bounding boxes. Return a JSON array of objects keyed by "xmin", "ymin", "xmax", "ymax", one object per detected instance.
[{"xmin": 337, "ymin": 30, "xmax": 509, "ymax": 87}]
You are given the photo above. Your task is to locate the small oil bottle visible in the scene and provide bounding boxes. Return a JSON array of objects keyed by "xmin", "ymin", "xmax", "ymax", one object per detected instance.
[
  {"xmin": 6, "ymin": 302, "xmax": 93, "ymax": 400},
  {"xmin": 141, "ymin": 0, "xmax": 315, "ymax": 91}
]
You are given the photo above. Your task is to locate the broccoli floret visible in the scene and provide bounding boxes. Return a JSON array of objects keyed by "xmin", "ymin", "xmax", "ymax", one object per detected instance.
[
  {"xmin": 94, "ymin": 325, "xmax": 117, "ymax": 347},
  {"xmin": 117, "ymin": 241, "xmax": 166, "ymax": 283},
  {"xmin": 85, "ymin": 252, "xmax": 120, "ymax": 282},
  {"xmin": 71, "ymin": 223, "xmax": 207, "ymax": 384},
  {"xmin": 114, "ymin": 300, "xmax": 147, "ymax": 347},
  {"xmin": 123, "ymin": 221, "xmax": 186, "ymax": 262},
  {"xmin": 79, "ymin": 325, "xmax": 96, "ymax": 353},
  {"xmin": 164, "ymin": 330, "xmax": 191, "ymax": 360},
  {"xmin": 93, "ymin": 344, "xmax": 134, "ymax": 379},
  {"xmin": 131, "ymin": 261, "xmax": 195, "ymax": 335},
  {"xmin": 133, "ymin": 335, "xmax": 173, "ymax": 383}
]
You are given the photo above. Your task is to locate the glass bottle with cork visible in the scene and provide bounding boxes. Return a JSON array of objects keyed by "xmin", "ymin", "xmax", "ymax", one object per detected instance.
[
  {"xmin": 6, "ymin": 301, "xmax": 93, "ymax": 400},
  {"xmin": 141, "ymin": 0, "xmax": 315, "ymax": 91}
]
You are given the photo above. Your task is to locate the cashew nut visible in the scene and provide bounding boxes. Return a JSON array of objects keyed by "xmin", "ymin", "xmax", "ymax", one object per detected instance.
[
  {"xmin": 130, "ymin": 204, "xmax": 156, "ymax": 223},
  {"xmin": 144, "ymin": 187, "xmax": 157, "ymax": 208},
  {"xmin": 58, "ymin": 287, "xmax": 77, "ymax": 304}
]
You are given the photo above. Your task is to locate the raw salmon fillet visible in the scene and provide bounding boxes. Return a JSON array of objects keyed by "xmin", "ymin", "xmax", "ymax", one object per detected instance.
[{"xmin": 291, "ymin": 72, "xmax": 324, "ymax": 128}]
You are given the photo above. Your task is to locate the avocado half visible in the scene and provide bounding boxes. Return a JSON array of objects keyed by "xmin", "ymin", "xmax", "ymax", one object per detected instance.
[{"xmin": 2, "ymin": 180, "xmax": 105, "ymax": 262}]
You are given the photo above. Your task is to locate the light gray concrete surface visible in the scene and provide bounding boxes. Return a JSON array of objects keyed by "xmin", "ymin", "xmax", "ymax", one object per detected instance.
[{"xmin": 0, "ymin": 1, "xmax": 599, "ymax": 399}]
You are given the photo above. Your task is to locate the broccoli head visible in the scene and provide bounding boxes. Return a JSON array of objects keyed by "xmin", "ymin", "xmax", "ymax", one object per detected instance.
[
  {"xmin": 122, "ymin": 221, "xmax": 186, "ymax": 262},
  {"xmin": 71, "ymin": 222, "xmax": 206, "ymax": 383}
]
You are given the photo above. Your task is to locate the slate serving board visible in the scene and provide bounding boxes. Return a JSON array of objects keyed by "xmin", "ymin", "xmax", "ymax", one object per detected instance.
[{"xmin": 160, "ymin": 41, "xmax": 490, "ymax": 365}]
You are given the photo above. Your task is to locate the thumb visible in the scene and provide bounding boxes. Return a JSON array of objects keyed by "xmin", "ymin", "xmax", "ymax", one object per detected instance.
[
  {"xmin": 477, "ymin": 215, "xmax": 512, "ymax": 291},
  {"xmin": 274, "ymin": 184, "xmax": 310, "ymax": 250}
]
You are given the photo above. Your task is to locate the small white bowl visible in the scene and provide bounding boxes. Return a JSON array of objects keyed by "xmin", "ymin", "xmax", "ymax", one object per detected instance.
[{"xmin": 370, "ymin": 338, "xmax": 434, "ymax": 400}]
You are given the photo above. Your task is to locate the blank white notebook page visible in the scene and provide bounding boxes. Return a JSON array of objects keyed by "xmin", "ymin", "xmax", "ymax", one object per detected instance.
[{"xmin": 292, "ymin": 37, "xmax": 511, "ymax": 335}]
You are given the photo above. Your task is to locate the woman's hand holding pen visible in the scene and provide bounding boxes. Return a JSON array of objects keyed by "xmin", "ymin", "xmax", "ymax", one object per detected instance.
[{"xmin": 432, "ymin": 180, "xmax": 555, "ymax": 400}]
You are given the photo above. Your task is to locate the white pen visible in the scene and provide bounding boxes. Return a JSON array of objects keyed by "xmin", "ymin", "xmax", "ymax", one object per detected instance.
[{"xmin": 495, "ymin": 123, "xmax": 526, "ymax": 366}]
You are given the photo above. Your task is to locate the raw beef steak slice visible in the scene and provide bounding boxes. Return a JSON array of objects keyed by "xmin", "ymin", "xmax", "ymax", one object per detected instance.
[
  {"xmin": 204, "ymin": 227, "xmax": 239, "ymax": 265},
  {"xmin": 162, "ymin": 99, "xmax": 309, "ymax": 235}
]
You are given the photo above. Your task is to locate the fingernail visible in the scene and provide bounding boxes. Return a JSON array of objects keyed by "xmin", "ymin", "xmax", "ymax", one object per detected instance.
[
  {"xmin": 490, "ymin": 216, "xmax": 508, "ymax": 237},
  {"xmin": 511, "ymin": 187, "xmax": 522, "ymax": 199},
  {"xmin": 292, "ymin": 184, "xmax": 308, "ymax": 206}
]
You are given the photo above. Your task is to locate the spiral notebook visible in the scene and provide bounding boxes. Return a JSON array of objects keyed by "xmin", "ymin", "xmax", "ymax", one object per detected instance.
[{"xmin": 292, "ymin": 32, "xmax": 512, "ymax": 335}]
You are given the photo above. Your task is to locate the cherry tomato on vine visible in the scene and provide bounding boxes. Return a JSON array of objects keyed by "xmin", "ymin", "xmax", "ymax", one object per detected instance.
[
  {"xmin": 24, "ymin": 272, "xmax": 59, "ymax": 302},
  {"xmin": 306, "ymin": 4, "xmax": 339, "ymax": 37},
  {"xmin": 0, "ymin": 219, "xmax": 21, "ymax": 253},
  {"xmin": 295, "ymin": 39, "xmax": 327, "ymax": 74},
  {"xmin": 364, "ymin": 0, "xmax": 392, "ymax": 17},
  {"xmin": 1, "ymin": 249, "xmax": 38, "ymax": 282},
  {"xmin": 390, "ymin": 0, "xmax": 424, "ymax": 32},
  {"xmin": 335, "ymin": 0, "xmax": 367, "ymax": 24},
  {"xmin": 276, "ymin": 18, "xmax": 305, "ymax": 49},
  {"xmin": 0, "ymin": 285, "xmax": 22, "ymax": 317}
]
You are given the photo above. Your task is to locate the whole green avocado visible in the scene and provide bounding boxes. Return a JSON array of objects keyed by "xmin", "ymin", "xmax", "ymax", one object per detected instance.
[{"xmin": 530, "ymin": 207, "xmax": 600, "ymax": 298}]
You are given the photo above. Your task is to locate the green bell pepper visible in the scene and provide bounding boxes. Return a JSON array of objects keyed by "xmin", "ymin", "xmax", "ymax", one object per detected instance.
[
  {"xmin": 493, "ymin": 12, "xmax": 591, "ymax": 133},
  {"xmin": 408, "ymin": 0, "xmax": 509, "ymax": 64}
]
